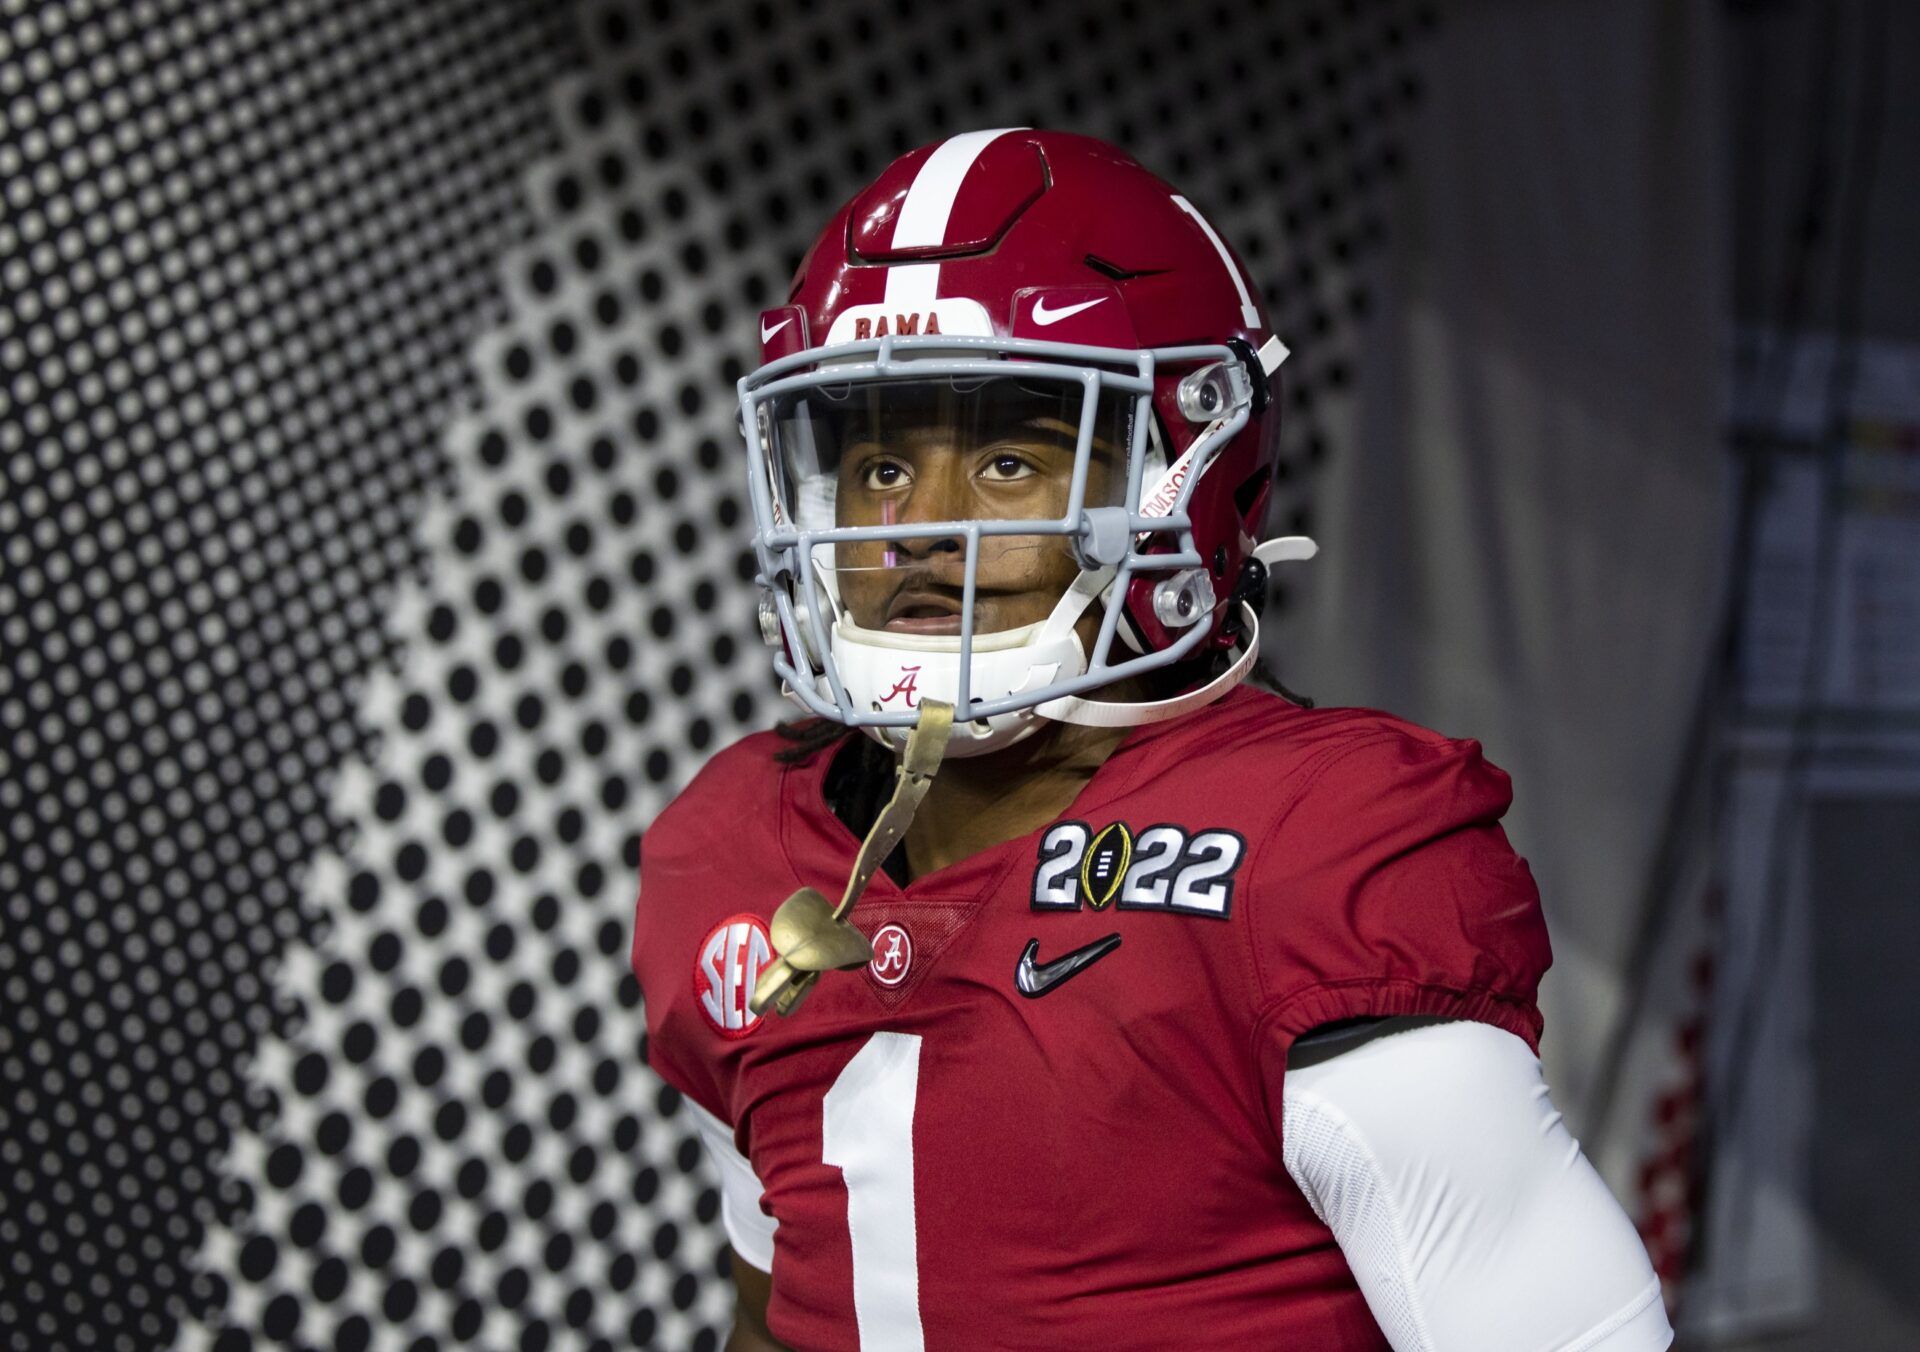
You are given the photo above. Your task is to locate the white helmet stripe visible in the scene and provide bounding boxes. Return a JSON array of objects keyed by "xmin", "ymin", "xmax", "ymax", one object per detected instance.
[
  {"xmin": 882, "ymin": 262, "xmax": 940, "ymax": 311},
  {"xmin": 882, "ymin": 127, "xmax": 1026, "ymax": 309},
  {"xmin": 1172, "ymin": 194, "xmax": 1262, "ymax": 330}
]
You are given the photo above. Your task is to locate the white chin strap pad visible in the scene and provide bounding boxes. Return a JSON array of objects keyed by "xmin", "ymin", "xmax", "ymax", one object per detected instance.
[
  {"xmin": 830, "ymin": 618, "xmax": 1081, "ymax": 722},
  {"xmin": 820, "ymin": 534, "xmax": 1311, "ymax": 750},
  {"xmin": 1036, "ymin": 600, "xmax": 1264, "ymax": 729},
  {"xmin": 824, "ymin": 571, "xmax": 1108, "ymax": 758}
]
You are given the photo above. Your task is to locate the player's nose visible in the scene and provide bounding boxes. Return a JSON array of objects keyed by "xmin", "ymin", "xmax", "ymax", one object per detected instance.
[{"xmin": 891, "ymin": 451, "xmax": 969, "ymax": 560}]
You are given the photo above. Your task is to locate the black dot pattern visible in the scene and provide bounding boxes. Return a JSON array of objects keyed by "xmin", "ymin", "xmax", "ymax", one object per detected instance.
[
  {"xmin": 192, "ymin": 2, "xmax": 1435, "ymax": 1347},
  {"xmin": 0, "ymin": 1, "xmax": 578, "ymax": 1349},
  {"xmin": 3, "ymin": 0, "xmax": 1434, "ymax": 1348}
]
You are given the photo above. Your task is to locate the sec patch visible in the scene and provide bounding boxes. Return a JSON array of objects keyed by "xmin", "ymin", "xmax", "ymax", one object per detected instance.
[
  {"xmin": 1080, "ymin": 821, "xmax": 1133, "ymax": 909},
  {"xmin": 695, "ymin": 914, "xmax": 773, "ymax": 1038}
]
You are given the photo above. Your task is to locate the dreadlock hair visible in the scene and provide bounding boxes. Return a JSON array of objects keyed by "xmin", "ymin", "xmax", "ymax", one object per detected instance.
[{"xmin": 772, "ymin": 714, "xmax": 857, "ymax": 766}]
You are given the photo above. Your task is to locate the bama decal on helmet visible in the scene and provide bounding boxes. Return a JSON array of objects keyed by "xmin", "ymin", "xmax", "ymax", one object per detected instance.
[{"xmin": 823, "ymin": 296, "xmax": 994, "ymax": 346}]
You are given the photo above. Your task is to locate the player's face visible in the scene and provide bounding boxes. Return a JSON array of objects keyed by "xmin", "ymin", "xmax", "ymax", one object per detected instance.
[{"xmin": 831, "ymin": 384, "xmax": 1125, "ymax": 637}]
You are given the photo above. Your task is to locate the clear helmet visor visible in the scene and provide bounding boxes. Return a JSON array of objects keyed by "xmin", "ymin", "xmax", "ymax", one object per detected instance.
[{"xmin": 762, "ymin": 373, "xmax": 1138, "ymax": 637}]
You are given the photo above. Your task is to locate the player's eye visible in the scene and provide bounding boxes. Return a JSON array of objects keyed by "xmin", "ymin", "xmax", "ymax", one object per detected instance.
[
  {"xmin": 859, "ymin": 457, "xmax": 912, "ymax": 491},
  {"xmin": 978, "ymin": 452, "xmax": 1038, "ymax": 483}
]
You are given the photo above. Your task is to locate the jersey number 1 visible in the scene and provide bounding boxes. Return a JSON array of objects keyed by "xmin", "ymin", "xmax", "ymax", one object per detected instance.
[{"xmin": 821, "ymin": 1032, "xmax": 926, "ymax": 1350}]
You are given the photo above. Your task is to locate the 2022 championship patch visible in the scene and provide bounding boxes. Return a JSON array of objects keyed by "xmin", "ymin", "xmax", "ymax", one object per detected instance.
[{"xmin": 1031, "ymin": 821, "xmax": 1247, "ymax": 917}]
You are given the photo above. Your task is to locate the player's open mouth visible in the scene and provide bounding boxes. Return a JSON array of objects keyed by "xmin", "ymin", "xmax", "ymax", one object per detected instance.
[{"xmin": 885, "ymin": 588, "xmax": 968, "ymax": 634}]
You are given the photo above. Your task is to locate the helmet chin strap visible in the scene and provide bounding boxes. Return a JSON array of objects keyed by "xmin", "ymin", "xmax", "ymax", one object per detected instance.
[
  {"xmin": 750, "ymin": 700, "xmax": 956, "ymax": 1018},
  {"xmin": 1036, "ymin": 600, "xmax": 1263, "ymax": 728},
  {"xmin": 1026, "ymin": 533, "xmax": 1312, "ymax": 730},
  {"xmin": 821, "ymin": 536, "xmax": 1313, "ymax": 748}
]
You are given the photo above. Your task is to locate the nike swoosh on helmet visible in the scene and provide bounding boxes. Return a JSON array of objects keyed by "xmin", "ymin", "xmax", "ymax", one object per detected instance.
[{"xmin": 1029, "ymin": 295, "xmax": 1106, "ymax": 326}]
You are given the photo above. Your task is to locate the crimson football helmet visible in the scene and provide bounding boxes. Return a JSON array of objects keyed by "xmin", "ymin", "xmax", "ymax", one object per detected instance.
[{"xmin": 740, "ymin": 129, "xmax": 1313, "ymax": 756}]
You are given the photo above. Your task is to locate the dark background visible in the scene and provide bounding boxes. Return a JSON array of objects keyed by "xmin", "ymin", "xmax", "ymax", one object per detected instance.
[{"xmin": 1, "ymin": 1, "xmax": 1912, "ymax": 1349}]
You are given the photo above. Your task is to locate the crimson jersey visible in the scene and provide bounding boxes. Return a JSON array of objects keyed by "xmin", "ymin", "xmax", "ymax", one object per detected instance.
[{"xmin": 629, "ymin": 685, "xmax": 1552, "ymax": 1351}]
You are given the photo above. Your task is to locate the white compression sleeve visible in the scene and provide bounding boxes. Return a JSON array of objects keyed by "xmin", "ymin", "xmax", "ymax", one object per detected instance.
[
  {"xmin": 684, "ymin": 1100, "xmax": 778, "ymax": 1274},
  {"xmin": 1282, "ymin": 1020, "xmax": 1672, "ymax": 1352}
]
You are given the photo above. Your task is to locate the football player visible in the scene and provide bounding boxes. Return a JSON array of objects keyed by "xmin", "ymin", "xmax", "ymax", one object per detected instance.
[{"xmin": 630, "ymin": 130, "xmax": 1671, "ymax": 1351}]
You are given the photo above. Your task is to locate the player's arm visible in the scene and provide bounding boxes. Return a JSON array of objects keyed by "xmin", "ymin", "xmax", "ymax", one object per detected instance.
[
  {"xmin": 724, "ymin": 1251, "xmax": 786, "ymax": 1352},
  {"xmin": 1282, "ymin": 1017, "xmax": 1672, "ymax": 1352},
  {"xmin": 685, "ymin": 1101, "xmax": 790, "ymax": 1351}
]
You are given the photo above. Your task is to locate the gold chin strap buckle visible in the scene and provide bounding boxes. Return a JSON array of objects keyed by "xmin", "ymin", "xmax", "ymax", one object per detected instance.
[{"xmin": 750, "ymin": 700, "xmax": 955, "ymax": 1018}]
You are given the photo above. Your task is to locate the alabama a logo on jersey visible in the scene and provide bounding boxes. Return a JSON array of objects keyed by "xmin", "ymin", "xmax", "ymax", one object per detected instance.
[
  {"xmin": 866, "ymin": 922, "xmax": 914, "ymax": 988},
  {"xmin": 696, "ymin": 914, "xmax": 773, "ymax": 1037},
  {"xmin": 1031, "ymin": 820, "xmax": 1247, "ymax": 917}
]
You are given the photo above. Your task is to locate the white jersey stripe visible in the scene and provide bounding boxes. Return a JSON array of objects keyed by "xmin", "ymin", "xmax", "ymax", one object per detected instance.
[
  {"xmin": 882, "ymin": 127, "xmax": 1025, "ymax": 309},
  {"xmin": 1173, "ymin": 194, "xmax": 1262, "ymax": 330}
]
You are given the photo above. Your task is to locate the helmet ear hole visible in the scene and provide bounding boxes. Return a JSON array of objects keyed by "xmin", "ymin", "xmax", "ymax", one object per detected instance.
[{"xmin": 1233, "ymin": 465, "xmax": 1273, "ymax": 534}]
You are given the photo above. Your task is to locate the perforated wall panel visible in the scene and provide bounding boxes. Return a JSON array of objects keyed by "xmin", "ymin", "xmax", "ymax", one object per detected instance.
[{"xmin": 0, "ymin": 2, "xmax": 1435, "ymax": 1348}]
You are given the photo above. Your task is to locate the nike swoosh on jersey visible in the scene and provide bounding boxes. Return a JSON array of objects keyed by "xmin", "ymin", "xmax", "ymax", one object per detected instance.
[
  {"xmin": 1029, "ymin": 295, "xmax": 1106, "ymax": 327},
  {"xmin": 1015, "ymin": 932, "xmax": 1122, "ymax": 998},
  {"xmin": 760, "ymin": 316, "xmax": 793, "ymax": 343}
]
